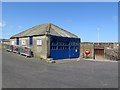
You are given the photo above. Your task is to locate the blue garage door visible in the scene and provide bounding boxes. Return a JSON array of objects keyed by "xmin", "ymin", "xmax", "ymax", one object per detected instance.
[
  {"xmin": 69, "ymin": 39, "xmax": 80, "ymax": 58},
  {"xmin": 49, "ymin": 36, "xmax": 80, "ymax": 60}
]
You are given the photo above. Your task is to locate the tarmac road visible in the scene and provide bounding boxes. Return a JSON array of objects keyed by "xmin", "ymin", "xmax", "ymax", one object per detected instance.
[{"xmin": 2, "ymin": 50, "xmax": 118, "ymax": 88}]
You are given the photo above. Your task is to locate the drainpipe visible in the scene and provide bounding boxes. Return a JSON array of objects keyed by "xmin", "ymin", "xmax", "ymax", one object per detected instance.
[{"xmin": 46, "ymin": 23, "xmax": 51, "ymax": 59}]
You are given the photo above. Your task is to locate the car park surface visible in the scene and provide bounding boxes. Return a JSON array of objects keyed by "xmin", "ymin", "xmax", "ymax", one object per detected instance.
[{"xmin": 2, "ymin": 50, "xmax": 118, "ymax": 88}]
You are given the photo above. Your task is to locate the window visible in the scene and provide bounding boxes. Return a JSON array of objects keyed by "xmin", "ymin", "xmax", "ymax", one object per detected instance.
[
  {"xmin": 11, "ymin": 41, "xmax": 15, "ymax": 45},
  {"xmin": 51, "ymin": 39, "xmax": 57, "ymax": 45},
  {"xmin": 58, "ymin": 41, "xmax": 64, "ymax": 45},
  {"xmin": 37, "ymin": 39, "xmax": 42, "ymax": 46},
  {"xmin": 70, "ymin": 41, "xmax": 75, "ymax": 45},
  {"xmin": 75, "ymin": 42, "xmax": 79, "ymax": 45},
  {"xmin": 51, "ymin": 46, "xmax": 57, "ymax": 50},
  {"xmin": 64, "ymin": 41, "xmax": 69, "ymax": 45},
  {"xmin": 69, "ymin": 40, "xmax": 80, "ymax": 50},
  {"xmin": 64, "ymin": 46, "xmax": 69, "ymax": 50},
  {"xmin": 58, "ymin": 41, "xmax": 69, "ymax": 45},
  {"xmin": 70, "ymin": 46, "xmax": 75, "ymax": 49},
  {"xmin": 29, "ymin": 36, "xmax": 33, "ymax": 46},
  {"xmin": 75, "ymin": 46, "xmax": 79, "ymax": 49},
  {"xmin": 58, "ymin": 46, "xmax": 64, "ymax": 50}
]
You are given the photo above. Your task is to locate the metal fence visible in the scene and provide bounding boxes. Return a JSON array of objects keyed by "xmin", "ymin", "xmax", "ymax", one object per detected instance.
[
  {"xmin": 6, "ymin": 45, "xmax": 33, "ymax": 57},
  {"xmin": 20, "ymin": 46, "xmax": 33, "ymax": 57},
  {"xmin": 13, "ymin": 45, "xmax": 21, "ymax": 54},
  {"xmin": 6, "ymin": 44, "xmax": 13, "ymax": 52}
]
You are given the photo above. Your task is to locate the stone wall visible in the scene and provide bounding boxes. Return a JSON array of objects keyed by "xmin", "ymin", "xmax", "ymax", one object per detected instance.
[
  {"xmin": 104, "ymin": 47, "xmax": 119, "ymax": 61},
  {"xmin": 80, "ymin": 42, "xmax": 94, "ymax": 59},
  {"xmin": 94, "ymin": 43, "xmax": 114, "ymax": 49},
  {"xmin": 104, "ymin": 43, "xmax": 120, "ymax": 61}
]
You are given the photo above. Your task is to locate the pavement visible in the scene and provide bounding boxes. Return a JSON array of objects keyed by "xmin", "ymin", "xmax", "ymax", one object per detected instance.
[
  {"xmin": 2, "ymin": 50, "xmax": 118, "ymax": 88},
  {"xmin": 82, "ymin": 58, "xmax": 119, "ymax": 62},
  {"xmin": 54, "ymin": 58, "xmax": 118, "ymax": 64}
]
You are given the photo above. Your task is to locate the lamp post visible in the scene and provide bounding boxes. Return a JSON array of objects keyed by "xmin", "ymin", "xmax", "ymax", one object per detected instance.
[{"xmin": 97, "ymin": 28, "xmax": 100, "ymax": 45}]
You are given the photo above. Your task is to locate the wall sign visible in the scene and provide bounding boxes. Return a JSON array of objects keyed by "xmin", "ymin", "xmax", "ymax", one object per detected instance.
[{"xmin": 22, "ymin": 40, "xmax": 26, "ymax": 45}]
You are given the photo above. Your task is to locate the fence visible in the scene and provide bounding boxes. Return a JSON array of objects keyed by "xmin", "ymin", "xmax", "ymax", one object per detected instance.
[
  {"xmin": 13, "ymin": 45, "xmax": 21, "ymax": 54},
  {"xmin": 6, "ymin": 44, "xmax": 13, "ymax": 52},
  {"xmin": 6, "ymin": 44, "xmax": 33, "ymax": 57},
  {"xmin": 20, "ymin": 46, "xmax": 33, "ymax": 57}
]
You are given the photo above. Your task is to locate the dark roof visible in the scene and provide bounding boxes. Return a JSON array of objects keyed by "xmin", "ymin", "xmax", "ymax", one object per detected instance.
[
  {"xmin": 0, "ymin": 39, "xmax": 10, "ymax": 42},
  {"xmin": 10, "ymin": 23, "xmax": 79, "ymax": 38}
]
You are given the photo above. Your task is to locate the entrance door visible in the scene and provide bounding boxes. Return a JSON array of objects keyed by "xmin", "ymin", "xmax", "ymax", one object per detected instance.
[{"xmin": 94, "ymin": 49, "xmax": 104, "ymax": 60}]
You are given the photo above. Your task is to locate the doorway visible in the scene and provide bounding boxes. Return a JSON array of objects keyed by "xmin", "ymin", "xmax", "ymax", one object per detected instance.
[{"xmin": 94, "ymin": 49, "xmax": 104, "ymax": 60}]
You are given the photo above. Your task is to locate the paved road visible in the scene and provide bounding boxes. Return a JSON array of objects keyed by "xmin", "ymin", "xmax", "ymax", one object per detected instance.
[{"xmin": 2, "ymin": 50, "xmax": 118, "ymax": 88}]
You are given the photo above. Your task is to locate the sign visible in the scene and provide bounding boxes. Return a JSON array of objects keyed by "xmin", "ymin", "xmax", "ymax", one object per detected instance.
[{"xmin": 22, "ymin": 40, "xmax": 26, "ymax": 45}]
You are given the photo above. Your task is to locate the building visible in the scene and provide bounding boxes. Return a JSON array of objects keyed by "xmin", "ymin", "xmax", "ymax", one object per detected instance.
[
  {"xmin": 0, "ymin": 39, "xmax": 10, "ymax": 49},
  {"xmin": 10, "ymin": 23, "xmax": 81, "ymax": 60}
]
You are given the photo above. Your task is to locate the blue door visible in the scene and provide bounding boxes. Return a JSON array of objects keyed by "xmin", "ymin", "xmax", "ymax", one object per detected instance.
[
  {"xmin": 49, "ymin": 35, "xmax": 80, "ymax": 60},
  {"xmin": 69, "ymin": 39, "xmax": 80, "ymax": 58},
  {"xmin": 16, "ymin": 37, "xmax": 19, "ymax": 45},
  {"xmin": 29, "ymin": 36, "xmax": 33, "ymax": 46}
]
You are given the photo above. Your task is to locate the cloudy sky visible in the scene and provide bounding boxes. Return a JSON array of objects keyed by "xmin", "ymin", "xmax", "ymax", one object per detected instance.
[{"xmin": 2, "ymin": 2, "xmax": 118, "ymax": 42}]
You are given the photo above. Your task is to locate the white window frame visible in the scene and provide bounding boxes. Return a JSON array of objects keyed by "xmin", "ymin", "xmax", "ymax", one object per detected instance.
[
  {"xmin": 11, "ymin": 41, "xmax": 15, "ymax": 45},
  {"xmin": 37, "ymin": 39, "xmax": 42, "ymax": 46}
]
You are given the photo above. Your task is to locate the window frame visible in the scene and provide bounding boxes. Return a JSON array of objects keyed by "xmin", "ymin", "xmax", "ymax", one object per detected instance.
[{"xmin": 37, "ymin": 39, "xmax": 42, "ymax": 46}]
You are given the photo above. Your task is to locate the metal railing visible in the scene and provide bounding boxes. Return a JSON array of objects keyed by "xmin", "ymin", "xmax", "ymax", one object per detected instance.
[
  {"xmin": 6, "ymin": 44, "xmax": 13, "ymax": 52},
  {"xmin": 20, "ymin": 46, "xmax": 33, "ymax": 57},
  {"xmin": 13, "ymin": 45, "xmax": 21, "ymax": 54},
  {"xmin": 6, "ymin": 44, "xmax": 33, "ymax": 57}
]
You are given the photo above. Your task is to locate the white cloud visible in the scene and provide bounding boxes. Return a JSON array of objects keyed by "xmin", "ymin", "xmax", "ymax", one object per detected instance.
[{"xmin": 0, "ymin": 22, "xmax": 6, "ymax": 28}]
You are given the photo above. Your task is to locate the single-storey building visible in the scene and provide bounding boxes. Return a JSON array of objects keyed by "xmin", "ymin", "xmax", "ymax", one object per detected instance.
[{"xmin": 10, "ymin": 23, "xmax": 81, "ymax": 60}]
